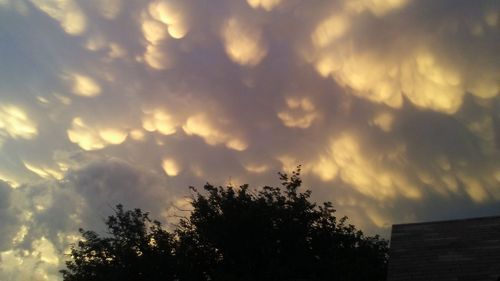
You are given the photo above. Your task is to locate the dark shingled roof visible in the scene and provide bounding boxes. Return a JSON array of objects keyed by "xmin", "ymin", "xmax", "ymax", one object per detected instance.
[{"xmin": 387, "ymin": 216, "xmax": 500, "ymax": 281}]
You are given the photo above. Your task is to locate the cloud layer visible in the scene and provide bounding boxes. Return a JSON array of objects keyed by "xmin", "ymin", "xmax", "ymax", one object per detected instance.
[{"xmin": 0, "ymin": 0, "xmax": 499, "ymax": 279}]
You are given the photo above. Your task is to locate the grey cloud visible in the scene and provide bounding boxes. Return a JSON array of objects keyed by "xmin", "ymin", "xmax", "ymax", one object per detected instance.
[{"xmin": 0, "ymin": 181, "xmax": 18, "ymax": 251}]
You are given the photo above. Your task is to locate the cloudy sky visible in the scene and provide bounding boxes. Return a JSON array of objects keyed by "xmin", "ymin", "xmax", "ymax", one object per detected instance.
[{"xmin": 0, "ymin": 0, "xmax": 499, "ymax": 279}]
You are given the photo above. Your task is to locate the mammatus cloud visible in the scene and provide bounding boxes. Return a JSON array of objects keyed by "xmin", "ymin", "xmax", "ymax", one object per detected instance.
[
  {"xmin": 30, "ymin": 0, "xmax": 87, "ymax": 35},
  {"xmin": 312, "ymin": 133, "xmax": 421, "ymax": 201},
  {"xmin": 142, "ymin": 108, "xmax": 178, "ymax": 136},
  {"xmin": 139, "ymin": 0, "xmax": 190, "ymax": 70},
  {"xmin": 0, "ymin": 0, "xmax": 499, "ymax": 279},
  {"xmin": 0, "ymin": 105, "xmax": 37, "ymax": 141},
  {"xmin": 221, "ymin": 17, "xmax": 267, "ymax": 66},
  {"xmin": 247, "ymin": 0, "xmax": 282, "ymax": 11},
  {"xmin": 183, "ymin": 114, "xmax": 248, "ymax": 151},
  {"xmin": 69, "ymin": 73, "xmax": 101, "ymax": 97},
  {"xmin": 278, "ymin": 97, "xmax": 318, "ymax": 129},
  {"xmin": 162, "ymin": 157, "xmax": 181, "ymax": 176},
  {"xmin": 344, "ymin": 0, "xmax": 409, "ymax": 16},
  {"xmin": 67, "ymin": 117, "xmax": 127, "ymax": 150},
  {"xmin": 148, "ymin": 0, "xmax": 189, "ymax": 40},
  {"xmin": 307, "ymin": 0, "xmax": 499, "ymax": 114}
]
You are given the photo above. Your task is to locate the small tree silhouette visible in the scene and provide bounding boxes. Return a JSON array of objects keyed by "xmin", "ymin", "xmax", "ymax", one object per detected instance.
[
  {"xmin": 61, "ymin": 168, "xmax": 388, "ymax": 281},
  {"xmin": 60, "ymin": 205, "xmax": 177, "ymax": 281}
]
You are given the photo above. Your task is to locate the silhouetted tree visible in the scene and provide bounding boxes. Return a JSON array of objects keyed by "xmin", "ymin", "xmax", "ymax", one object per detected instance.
[
  {"xmin": 60, "ymin": 205, "xmax": 177, "ymax": 281},
  {"xmin": 61, "ymin": 168, "xmax": 388, "ymax": 281}
]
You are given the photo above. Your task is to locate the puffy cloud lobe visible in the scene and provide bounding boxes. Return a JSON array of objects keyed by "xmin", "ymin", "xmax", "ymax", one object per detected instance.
[
  {"xmin": 247, "ymin": 0, "xmax": 283, "ymax": 11},
  {"xmin": 183, "ymin": 114, "xmax": 248, "ymax": 151},
  {"xmin": 30, "ymin": 0, "xmax": 87, "ymax": 35},
  {"xmin": 142, "ymin": 109, "xmax": 178, "ymax": 135},
  {"xmin": 312, "ymin": 14, "xmax": 350, "ymax": 48},
  {"xmin": 24, "ymin": 162, "xmax": 64, "ymax": 180},
  {"xmin": 139, "ymin": 0, "xmax": 190, "ymax": 70},
  {"xmin": 148, "ymin": 0, "xmax": 189, "ymax": 39},
  {"xmin": 244, "ymin": 163, "xmax": 270, "ymax": 173},
  {"xmin": 67, "ymin": 118, "xmax": 106, "ymax": 150},
  {"xmin": 401, "ymin": 51, "xmax": 463, "ymax": 114},
  {"xmin": 0, "ymin": 105, "xmax": 37, "ymax": 140},
  {"xmin": 99, "ymin": 129, "xmax": 128, "ymax": 144},
  {"xmin": 221, "ymin": 18, "xmax": 267, "ymax": 66},
  {"xmin": 310, "ymin": 133, "xmax": 422, "ymax": 201},
  {"xmin": 308, "ymin": 1, "xmax": 499, "ymax": 114},
  {"xmin": 142, "ymin": 19, "xmax": 169, "ymax": 44},
  {"xmin": 343, "ymin": 0, "xmax": 410, "ymax": 16},
  {"xmin": 129, "ymin": 129, "xmax": 146, "ymax": 141},
  {"xmin": 70, "ymin": 73, "xmax": 101, "ymax": 97},
  {"xmin": 67, "ymin": 118, "xmax": 127, "ymax": 150},
  {"xmin": 371, "ymin": 111, "xmax": 395, "ymax": 132},
  {"xmin": 278, "ymin": 97, "xmax": 318, "ymax": 129},
  {"xmin": 143, "ymin": 44, "xmax": 173, "ymax": 70},
  {"xmin": 108, "ymin": 43, "xmax": 127, "ymax": 59},
  {"xmin": 162, "ymin": 158, "xmax": 181, "ymax": 176}
]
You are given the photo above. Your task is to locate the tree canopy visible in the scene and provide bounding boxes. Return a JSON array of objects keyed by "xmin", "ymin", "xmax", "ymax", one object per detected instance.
[{"xmin": 61, "ymin": 168, "xmax": 388, "ymax": 281}]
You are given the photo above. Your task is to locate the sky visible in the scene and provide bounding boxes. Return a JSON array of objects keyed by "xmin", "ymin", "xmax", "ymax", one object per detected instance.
[{"xmin": 0, "ymin": 0, "xmax": 499, "ymax": 279}]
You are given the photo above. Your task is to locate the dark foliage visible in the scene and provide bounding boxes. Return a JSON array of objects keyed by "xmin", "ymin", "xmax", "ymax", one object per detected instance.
[
  {"xmin": 60, "ymin": 205, "xmax": 177, "ymax": 281},
  {"xmin": 61, "ymin": 168, "xmax": 388, "ymax": 281}
]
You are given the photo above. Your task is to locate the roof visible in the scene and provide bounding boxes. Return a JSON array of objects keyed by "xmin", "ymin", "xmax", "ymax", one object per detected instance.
[{"xmin": 387, "ymin": 216, "xmax": 500, "ymax": 281}]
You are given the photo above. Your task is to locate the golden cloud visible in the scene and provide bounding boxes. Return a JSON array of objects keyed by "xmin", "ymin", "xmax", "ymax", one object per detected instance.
[
  {"xmin": 142, "ymin": 109, "xmax": 178, "ymax": 135},
  {"xmin": 311, "ymin": 133, "xmax": 422, "ymax": 201},
  {"xmin": 129, "ymin": 129, "xmax": 146, "ymax": 141},
  {"xmin": 142, "ymin": 19, "xmax": 169, "ymax": 44},
  {"xmin": 246, "ymin": 0, "xmax": 282, "ymax": 11},
  {"xmin": 183, "ymin": 114, "xmax": 248, "ymax": 151},
  {"xmin": 143, "ymin": 44, "xmax": 173, "ymax": 70},
  {"xmin": 244, "ymin": 163, "xmax": 270, "ymax": 173},
  {"xmin": 371, "ymin": 111, "xmax": 395, "ymax": 132},
  {"xmin": 30, "ymin": 0, "xmax": 87, "ymax": 35},
  {"xmin": 67, "ymin": 117, "xmax": 127, "ymax": 150},
  {"xmin": 308, "ymin": 4, "xmax": 499, "ymax": 114},
  {"xmin": 221, "ymin": 18, "xmax": 267, "ymax": 66},
  {"xmin": 344, "ymin": 0, "xmax": 410, "ymax": 16},
  {"xmin": 312, "ymin": 14, "xmax": 350, "ymax": 48},
  {"xmin": 0, "ymin": 105, "xmax": 37, "ymax": 140},
  {"xmin": 148, "ymin": 0, "xmax": 189, "ymax": 39},
  {"xmin": 24, "ymin": 162, "xmax": 64, "ymax": 180},
  {"xmin": 162, "ymin": 158, "xmax": 181, "ymax": 176},
  {"xmin": 277, "ymin": 97, "xmax": 318, "ymax": 129},
  {"xmin": 70, "ymin": 73, "xmax": 101, "ymax": 97}
]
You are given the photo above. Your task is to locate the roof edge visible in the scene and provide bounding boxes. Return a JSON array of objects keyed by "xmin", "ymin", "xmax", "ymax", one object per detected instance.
[{"xmin": 392, "ymin": 214, "xmax": 500, "ymax": 228}]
